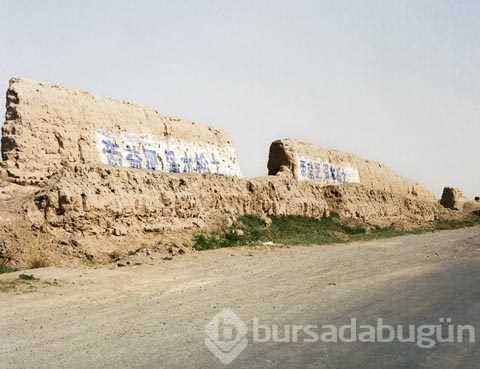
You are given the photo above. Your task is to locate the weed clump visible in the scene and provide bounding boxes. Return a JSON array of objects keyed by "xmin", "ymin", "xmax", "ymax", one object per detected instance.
[
  {"xmin": 0, "ymin": 263, "xmax": 17, "ymax": 274},
  {"xmin": 28, "ymin": 257, "xmax": 50, "ymax": 269},
  {"xmin": 192, "ymin": 213, "xmax": 480, "ymax": 251}
]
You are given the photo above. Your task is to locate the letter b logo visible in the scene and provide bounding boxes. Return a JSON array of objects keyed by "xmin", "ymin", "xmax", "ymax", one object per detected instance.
[{"xmin": 205, "ymin": 309, "xmax": 248, "ymax": 364}]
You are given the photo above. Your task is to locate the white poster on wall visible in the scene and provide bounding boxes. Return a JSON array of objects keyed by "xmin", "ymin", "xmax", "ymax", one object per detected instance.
[
  {"xmin": 96, "ymin": 130, "xmax": 242, "ymax": 177},
  {"xmin": 297, "ymin": 156, "xmax": 360, "ymax": 184}
]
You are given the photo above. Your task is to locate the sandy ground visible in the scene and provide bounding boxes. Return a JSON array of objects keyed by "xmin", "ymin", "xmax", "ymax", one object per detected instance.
[{"xmin": 1, "ymin": 227, "xmax": 480, "ymax": 369}]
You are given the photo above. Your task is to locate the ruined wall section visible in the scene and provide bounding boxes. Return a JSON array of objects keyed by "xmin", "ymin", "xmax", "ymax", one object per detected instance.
[
  {"xmin": 268, "ymin": 139, "xmax": 437, "ymax": 202},
  {"xmin": 0, "ymin": 78, "xmax": 449, "ymax": 267},
  {"xmin": 22, "ymin": 165, "xmax": 440, "ymax": 256},
  {"xmin": 440, "ymin": 187, "xmax": 480, "ymax": 213},
  {"xmin": 1, "ymin": 78, "xmax": 241, "ymax": 183},
  {"xmin": 1, "ymin": 164, "xmax": 446, "ymax": 266}
]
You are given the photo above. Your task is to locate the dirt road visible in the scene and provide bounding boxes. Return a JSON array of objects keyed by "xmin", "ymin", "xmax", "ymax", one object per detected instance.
[{"xmin": 1, "ymin": 227, "xmax": 480, "ymax": 369}]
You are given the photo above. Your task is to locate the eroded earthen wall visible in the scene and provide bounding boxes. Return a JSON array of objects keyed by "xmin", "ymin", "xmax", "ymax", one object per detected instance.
[
  {"xmin": 0, "ymin": 163, "xmax": 446, "ymax": 266},
  {"xmin": 1, "ymin": 78, "xmax": 241, "ymax": 182},
  {"xmin": 0, "ymin": 78, "xmax": 447, "ymax": 267},
  {"xmin": 268, "ymin": 139, "xmax": 437, "ymax": 202}
]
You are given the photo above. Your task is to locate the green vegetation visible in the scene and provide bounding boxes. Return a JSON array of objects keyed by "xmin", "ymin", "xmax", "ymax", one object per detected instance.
[
  {"xmin": 0, "ymin": 257, "xmax": 50, "ymax": 275},
  {"xmin": 18, "ymin": 273, "xmax": 38, "ymax": 281},
  {"xmin": 0, "ymin": 256, "xmax": 50, "ymax": 274},
  {"xmin": 0, "ymin": 273, "xmax": 59, "ymax": 293},
  {"xmin": 432, "ymin": 215, "xmax": 480, "ymax": 230},
  {"xmin": 0, "ymin": 264, "xmax": 17, "ymax": 274},
  {"xmin": 193, "ymin": 213, "xmax": 480, "ymax": 251}
]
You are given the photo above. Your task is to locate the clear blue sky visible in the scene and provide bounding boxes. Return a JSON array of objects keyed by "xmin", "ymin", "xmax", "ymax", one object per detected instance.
[{"xmin": 1, "ymin": 0, "xmax": 479, "ymax": 197}]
